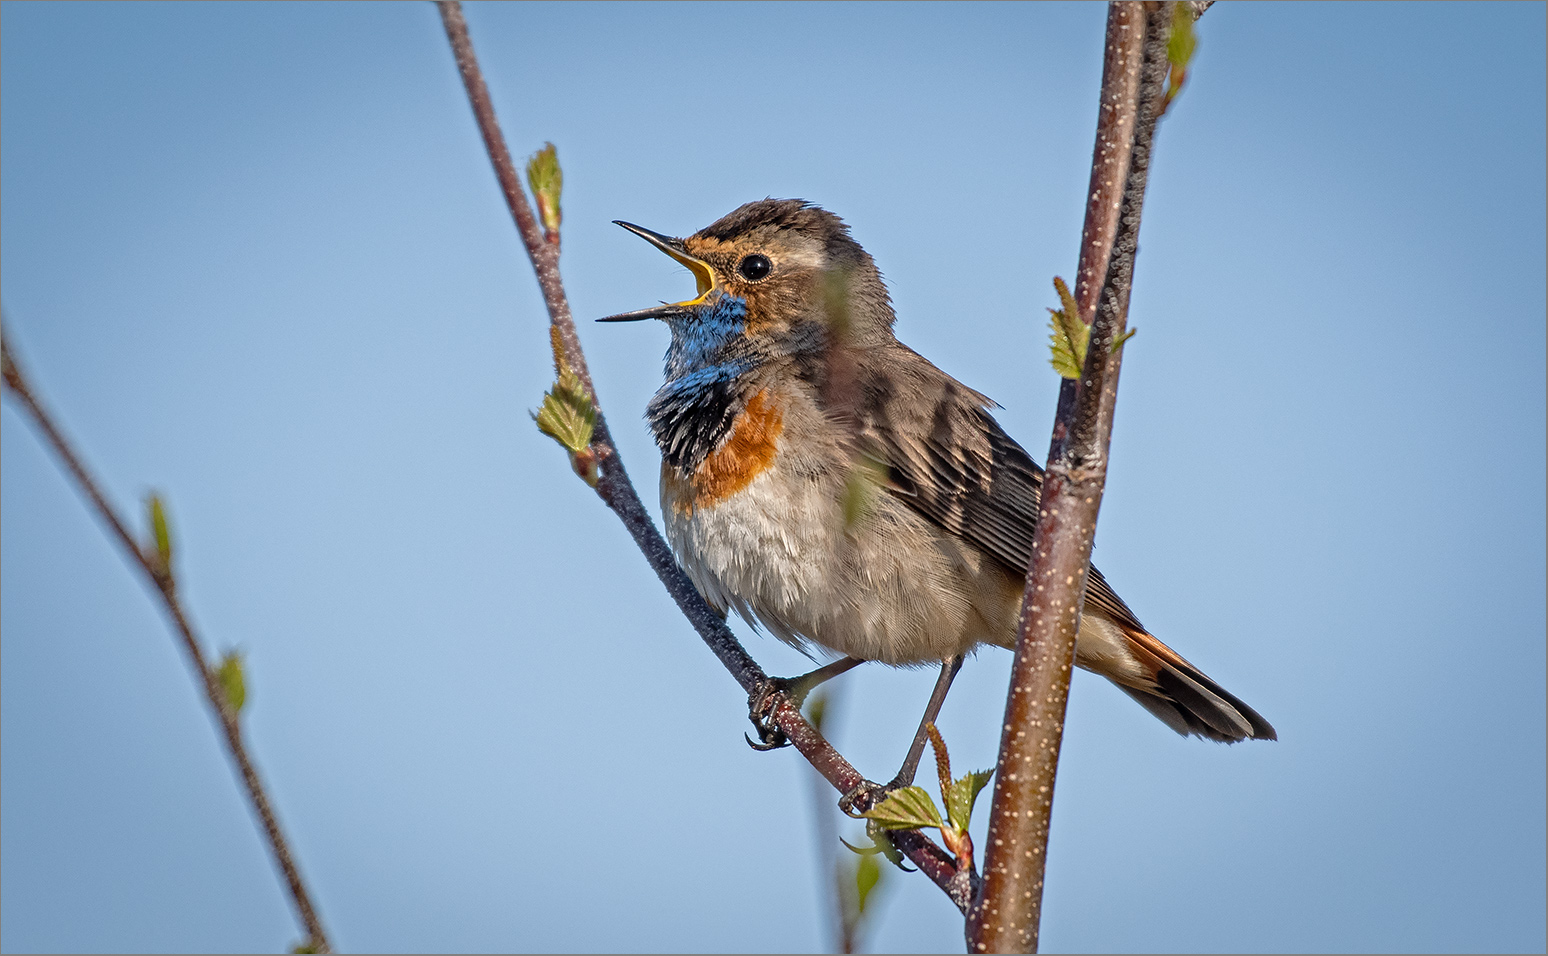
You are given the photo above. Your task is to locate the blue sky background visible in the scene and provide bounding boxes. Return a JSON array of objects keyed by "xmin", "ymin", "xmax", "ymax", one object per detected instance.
[{"xmin": 2, "ymin": 2, "xmax": 1543, "ymax": 952}]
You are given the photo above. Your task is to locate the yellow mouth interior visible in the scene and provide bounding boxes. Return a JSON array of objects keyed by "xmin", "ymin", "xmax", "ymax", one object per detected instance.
[{"xmin": 652, "ymin": 243, "xmax": 716, "ymax": 307}]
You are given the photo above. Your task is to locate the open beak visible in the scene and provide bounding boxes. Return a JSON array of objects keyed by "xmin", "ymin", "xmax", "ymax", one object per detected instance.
[{"xmin": 596, "ymin": 221, "xmax": 718, "ymax": 322}]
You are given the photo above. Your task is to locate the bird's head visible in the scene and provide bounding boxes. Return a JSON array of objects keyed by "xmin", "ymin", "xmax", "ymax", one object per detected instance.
[{"xmin": 600, "ymin": 199, "xmax": 894, "ymax": 380}]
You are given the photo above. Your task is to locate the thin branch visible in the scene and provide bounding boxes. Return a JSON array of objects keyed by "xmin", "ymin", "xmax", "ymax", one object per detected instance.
[
  {"xmin": 432, "ymin": 0, "xmax": 972, "ymax": 909},
  {"xmin": 1050, "ymin": 1, "xmax": 1146, "ymax": 461},
  {"xmin": 968, "ymin": 3, "xmax": 1175, "ymax": 953},
  {"xmin": 0, "ymin": 325, "xmax": 332, "ymax": 954}
]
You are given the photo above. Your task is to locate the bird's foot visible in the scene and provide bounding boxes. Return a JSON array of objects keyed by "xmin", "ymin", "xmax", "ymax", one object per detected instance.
[
  {"xmin": 838, "ymin": 764, "xmax": 925, "ymax": 818},
  {"xmin": 838, "ymin": 778, "xmax": 896, "ymax": 818},
  {"xmin": 744, "ymin": 659, "xmax": 866, "ymax": 752},
  {"xmin": 744, "ymin": 676, "xmax": 797, "ymax": 751}
]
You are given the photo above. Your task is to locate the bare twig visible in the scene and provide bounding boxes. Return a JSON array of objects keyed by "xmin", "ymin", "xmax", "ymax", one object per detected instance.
[
  {"xmin": 967, "ymin": 3, "xmax": 1175, "ymax": 952},
  {"xmin": 0, "ymin": 325, "xmax": 332, "ymax": 954},
  {"xmin": 433, "ymin": 0, "xmax": 972, "ymax": 909}
]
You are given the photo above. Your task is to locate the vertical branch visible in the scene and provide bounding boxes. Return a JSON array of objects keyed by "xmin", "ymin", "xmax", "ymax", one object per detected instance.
[
  {"xmin": 1, "ymin": 326, "xmax": 332, "ymax": 954},
  {"xmin": 1049, "ymin": 1, "xmax": 1146, "ymax": 462},
  {"xmin": 968, "ymin": 3, "xmax": 1174, "ymax": 953},
  {"xmin": 1075, "ymin": 3, "xmax": 1148, "ymax": 322}
]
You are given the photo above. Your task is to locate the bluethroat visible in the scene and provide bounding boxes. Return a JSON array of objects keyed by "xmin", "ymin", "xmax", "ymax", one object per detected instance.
[{"xmin": 601, "ymin": 199, "xmax": 1274, "ymax": 797}]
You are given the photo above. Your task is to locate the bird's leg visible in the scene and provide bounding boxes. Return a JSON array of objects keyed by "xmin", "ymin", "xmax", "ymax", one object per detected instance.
[
  {"xmin": 746, "ymin": 656, "xmax": 866, "ymax": 751},
  {"xmin": 838, "ymin": 654, "xmax": 965, "ymax": 816},
  {"xmin": 891, "ymin": 654, "xmax": 965, "ymax": 786}
]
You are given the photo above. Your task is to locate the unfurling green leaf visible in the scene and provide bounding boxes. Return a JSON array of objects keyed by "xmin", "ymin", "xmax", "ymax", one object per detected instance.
[
  {"xmin": 1163, "ymin": 2, "xmax": 1199, "ymax": 114},
  {"xmin": 526, "ymin": 142, "xmax": 563, "ymax": 240},
  {"xmin": 1047, "ymin": 275, "xmax": 1088, "ymax": 379},
  {"xmin": 1111, "ymin": 327, "xmax": 1138, "ymax": 354},
  {"xmin": 840, "ymin": 456, "xmax": 889, "ymax": 528},
  {"xmin": 855, "ymin": 851, "xmax": 882, "ymax": 914},
  {"xmin": 805, "ymin": 690, "xmax": 830, "ymax": 733},
  {"xmin": 145, "ymin": 493, "xmax": 173, "ymax": 576},
  {"xmin": 533, "ymin": 365, "xmax": 598, "ymax": 486},
  {"xmin": 843, "ymin": 820, "xmax": 911, "ymax": 871},
  {"xmin": 533, "ymin": 370, "xmax": 594, "ymax": 452},
  {"xmin": 215, "ymin": 649, "xmax": 246, "ymax": 714},
  {"xmin": 945, "ymin": 768, "xmax": 995, "ymax": 833},
  {"xmin": 861, "ymin": 785, "xmax": 944, "ymax": 831}
]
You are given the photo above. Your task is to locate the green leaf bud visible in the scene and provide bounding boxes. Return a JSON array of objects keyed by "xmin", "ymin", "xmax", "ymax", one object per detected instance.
[
  {"xmin": 1047, "ymin": 276, "xmax": 1088, "ymax": 380},
  {"xmin": 215, "ymin": 649, "xmax": 246, "ymax": 715},
  {"xmin": 146, "ymin": 493, "xmax": 173, "ymax": 577},
  {"xmin": 525, "ymin": 142, "xmax": 563, "ymax": 241}
]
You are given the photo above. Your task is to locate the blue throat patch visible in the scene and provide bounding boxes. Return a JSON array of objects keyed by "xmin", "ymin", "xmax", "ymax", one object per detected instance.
[
  {"xmin": 661, "ymin": 293, "xmax": 750, "ymax": 381},
  {"xmin": 648, "ymin": 293, "xmax": 761, "ymax": 475}
]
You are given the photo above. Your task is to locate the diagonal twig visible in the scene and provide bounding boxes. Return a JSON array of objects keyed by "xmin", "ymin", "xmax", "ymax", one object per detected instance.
[
  {"xmin": 0, "ymin": 324, "xmax": 332, "ymax": 954},
  {"xmin": 433, "ymin": 0, "xmax": 974, "ymax": 912},
  {"xmin": 968, "ymin": 2, "xmax": 1178, "ymax": 952}
]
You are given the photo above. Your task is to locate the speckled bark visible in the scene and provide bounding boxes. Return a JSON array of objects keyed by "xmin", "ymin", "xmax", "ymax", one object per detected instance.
[{"xmin": 968, "ymin": 3, "xmax": 1175, "ymax": 952}]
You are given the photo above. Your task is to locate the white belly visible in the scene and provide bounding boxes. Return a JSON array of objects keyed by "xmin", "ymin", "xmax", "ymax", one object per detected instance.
[{"xmin": 662, "ymin": 459, "xmax": 1009, "ymax": 665}]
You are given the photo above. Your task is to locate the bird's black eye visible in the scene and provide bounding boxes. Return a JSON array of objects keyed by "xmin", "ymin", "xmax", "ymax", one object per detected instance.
[{"xmin": 736, "ymin": 254, "xmax": 772, "ymax": 281}]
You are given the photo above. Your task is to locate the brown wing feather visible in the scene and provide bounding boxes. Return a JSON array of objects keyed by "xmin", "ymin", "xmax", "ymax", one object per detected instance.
[{"xmin": 858, "ymin": 345, "xmax": 1146, "ymax": 635}]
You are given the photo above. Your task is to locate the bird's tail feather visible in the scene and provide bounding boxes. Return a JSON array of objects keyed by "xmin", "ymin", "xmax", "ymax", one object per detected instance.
[{"xmin": 1119, "ymin": 628, "xmax": 1277, "ymax": 743}]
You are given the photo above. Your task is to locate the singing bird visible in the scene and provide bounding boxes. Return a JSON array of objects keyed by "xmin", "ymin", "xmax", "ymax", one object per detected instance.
[{"xmin": 601, "ymin": 199, "xmax": 1274, "ymax": 791}]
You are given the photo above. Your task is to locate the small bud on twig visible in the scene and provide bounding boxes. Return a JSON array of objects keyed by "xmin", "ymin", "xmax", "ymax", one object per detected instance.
[
  {"xmin": 214, "ymin": 649, "xmax": 247, "ymax": 715},
  {"xmin": 525, "ymin": 142, "xmax": 563, "ymax": 244},
  {"xmin": 1161, "ymin": 1, "xmax": 1198, "ymax": 116},
  {"xmin": 145, "ymin": 492, "xmax": 175, "ymax": 585},
  {"xmin": 1047, "ymin": 275, "xmax": 1088, "ymax": 379}
]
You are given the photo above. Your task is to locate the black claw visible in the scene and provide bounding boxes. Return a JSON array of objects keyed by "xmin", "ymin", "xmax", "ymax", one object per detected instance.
[
  {"xmin": 744, "ymin": 731, "xmax": 787, "ymax": 752},
  {"xmin": 746, "ymin": 677, "xmax": 794, "ymax": 751}
]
